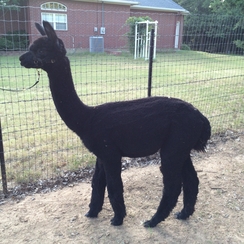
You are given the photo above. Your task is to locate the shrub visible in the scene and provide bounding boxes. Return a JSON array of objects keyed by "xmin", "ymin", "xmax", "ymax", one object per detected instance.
[
  {"xmin": 125, "ymin": 16, "xmax": 153, "ymax": 54},
  {"xmin": 0, "ymin": 30, "xmax": 28, "ymax": 51},
  {"xmin": 181, "ymin": 44, "xmax": 191, "ymax": 50}
]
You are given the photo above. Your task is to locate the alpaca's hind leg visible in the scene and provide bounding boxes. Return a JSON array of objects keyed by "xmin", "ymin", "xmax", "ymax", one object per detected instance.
[
  {"xmin": 144, "ymin": 152, "xmax": 184, "ymax": 228},
  {"xmin": 104, "ymin": 159, "xmax": 126, "ymax": 226},
  {"xmin": 176, "ymin": 156, "xmax": 199, "ymax": 220},
  {"xmin": 85, "ymin": 158, "xmax": 106, "ymax": 218}
]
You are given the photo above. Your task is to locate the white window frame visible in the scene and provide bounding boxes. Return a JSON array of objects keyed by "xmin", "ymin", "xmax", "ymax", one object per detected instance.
[
  {"xmin": 41, "ymin": 2, "xmax": 67, "ymax": 12},
  {"xmin": 41, "ymin": 13, "xmax": 67, "ymax": 31},
  {"xmin": 41, "ymin": 2, "xmax": 67, "ymax": 31}
]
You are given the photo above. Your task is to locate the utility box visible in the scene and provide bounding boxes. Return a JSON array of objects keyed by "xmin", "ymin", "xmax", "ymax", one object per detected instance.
[
  {"xmin": 100, "ymin": 27, "xmax": 106, "ymax": 35},
  {"xmin": 89, "ymin": 36, "xmax": 104, "ymax": 53}
]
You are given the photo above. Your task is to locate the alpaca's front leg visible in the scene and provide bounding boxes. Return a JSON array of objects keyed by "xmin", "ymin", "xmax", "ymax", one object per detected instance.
[
  {"xmin": 85, "ymin": 158, "xmax": 106, "ymax": 218},
  {"xmin": 104, "ymin": 159, "xmax": 126, "ymax": 226}
]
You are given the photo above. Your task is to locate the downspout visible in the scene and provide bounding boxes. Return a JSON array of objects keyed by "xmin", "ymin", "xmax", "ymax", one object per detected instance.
[{"xmin": 102, "ymin": 1, "xmax": 104, "ymax": 28}]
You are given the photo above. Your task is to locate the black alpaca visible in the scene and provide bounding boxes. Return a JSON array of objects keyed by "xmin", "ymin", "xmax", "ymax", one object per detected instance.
[{"xmin": 19, "ymin": 21, "xmax": 211, "ymax": 228}]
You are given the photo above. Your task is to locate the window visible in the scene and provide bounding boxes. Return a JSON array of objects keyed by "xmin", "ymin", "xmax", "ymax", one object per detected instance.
[
  {"xmin": 41, "ymin": 13, "xmax": 67, "ymax": 30},
  {"xmin": 41, "ymin": 2, "xmax": 67, "ymax": 31},
  {"xmin": 41, "ymin": 2, "xmax": 67, "ymax": 12}
]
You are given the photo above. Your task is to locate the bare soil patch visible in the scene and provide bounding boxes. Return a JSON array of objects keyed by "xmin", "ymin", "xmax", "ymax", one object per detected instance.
[{"xmin": 0, "ymin": 132, "xmax": 244, "ymax": 243}]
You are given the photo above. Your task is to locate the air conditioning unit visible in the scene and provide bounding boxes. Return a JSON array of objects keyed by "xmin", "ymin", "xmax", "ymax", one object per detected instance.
[{"xmin": 89, "ymin": 36, "xmax": 104, "ymax": 53}]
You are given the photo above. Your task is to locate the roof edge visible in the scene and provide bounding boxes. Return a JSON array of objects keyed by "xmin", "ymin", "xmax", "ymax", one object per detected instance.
[
  {"xmin": 72, "ymin": 0, "xmax": 189, "ymax": 13},
  {"xmin": 99, "ymin": 0, "xmax": 138, "ymax": 5},
  {"xmin": 131, "ymin": 5, "xmax": 189, "ymax": 14},
  {"xmin": 73, "ymin": 0, "xmax": 138, "ymax": 5}
]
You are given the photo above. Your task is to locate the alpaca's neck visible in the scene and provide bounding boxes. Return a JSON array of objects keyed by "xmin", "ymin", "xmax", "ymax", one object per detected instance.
[{"xmin": 45, "ymin": 57, "xmax": 91, "ymax": 135}]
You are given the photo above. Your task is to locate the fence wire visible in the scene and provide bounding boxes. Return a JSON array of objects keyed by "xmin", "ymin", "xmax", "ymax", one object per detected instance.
[{"xmin": 0, "ymin": 6, "xmax": 244, "ymax": 190}]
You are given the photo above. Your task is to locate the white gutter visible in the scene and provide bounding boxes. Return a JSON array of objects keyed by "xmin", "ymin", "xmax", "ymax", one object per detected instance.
[
  {"xmin": 131, "ymin": 5, "xmax": 189, "ymax": 14},
  {"xmin": 73, "ymin": 0, "xmax": 138, "ymax": 5},
  {"xmin": 99, "ymin": 0, "xmax": 138, "ymax": 5}
]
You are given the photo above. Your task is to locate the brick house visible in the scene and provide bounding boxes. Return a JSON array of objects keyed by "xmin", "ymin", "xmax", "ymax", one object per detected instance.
[{"xmin": 0, "ymin": 0, "xmax": 188, "ymax": 51}]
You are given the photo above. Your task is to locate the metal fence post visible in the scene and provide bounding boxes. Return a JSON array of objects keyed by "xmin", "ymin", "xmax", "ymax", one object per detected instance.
[
  {"xmin": 0, "ymin": 118, "xmax": 8, "ymax": 196},
  {"xmin": 148, "ymin": 28, "xmax": 155, "ymax": 97}
]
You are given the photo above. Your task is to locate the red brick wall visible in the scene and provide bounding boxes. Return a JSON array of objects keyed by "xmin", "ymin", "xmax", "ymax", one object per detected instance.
[
  {"xmin": 65, "ymin": 2, "xmax": 131, "ymax": 50},
  {"xmin": 27, "ymin": 0, "xmax": 131, "ymax": 50},
  {"xmin": 1, "ymin": 0, "xmax": 184, "ymax": 51},
  {"xmin": 101, "ymin": 4, "xmax": 130, "ymax": 49},
  {"xmin": 0, "ymin": 1, "xmax": 28, "ymax": 34},
  {"xmin": 130, "ymin": 10, "xmax": 184, "ymax": 49}
]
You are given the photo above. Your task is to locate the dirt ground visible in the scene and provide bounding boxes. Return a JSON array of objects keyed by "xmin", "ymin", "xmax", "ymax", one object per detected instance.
[{"xmin": 0, "ymin": 131, "xmax": 244, "ymax": 244}]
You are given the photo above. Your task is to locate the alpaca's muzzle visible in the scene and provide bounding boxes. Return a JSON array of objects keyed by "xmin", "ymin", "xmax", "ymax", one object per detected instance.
[{"xmin": 19, "ymin": 52, "xmax": 43, "ymax": 68}]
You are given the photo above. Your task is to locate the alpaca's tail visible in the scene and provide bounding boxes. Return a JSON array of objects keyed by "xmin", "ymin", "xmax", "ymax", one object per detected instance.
[{"xmin": 194, "ymin": 115, "xmax": 211, "ymax": 152}]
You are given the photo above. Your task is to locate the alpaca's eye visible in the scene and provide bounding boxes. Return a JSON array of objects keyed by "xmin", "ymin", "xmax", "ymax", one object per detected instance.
[{"xmin": 38, "ymin": 49, "xmax": 47, "ymax": 56}]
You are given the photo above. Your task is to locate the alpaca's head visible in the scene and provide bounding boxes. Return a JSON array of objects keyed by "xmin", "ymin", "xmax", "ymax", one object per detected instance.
[{"xmin": 19, "ymin": 21, "xmax": 66, "ymax": 69}]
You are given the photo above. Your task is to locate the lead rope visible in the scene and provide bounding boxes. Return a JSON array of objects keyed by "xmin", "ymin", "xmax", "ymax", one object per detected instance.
[{"xmin": 0, "ymin": 69, "xmax": 40, "ymax": 92}]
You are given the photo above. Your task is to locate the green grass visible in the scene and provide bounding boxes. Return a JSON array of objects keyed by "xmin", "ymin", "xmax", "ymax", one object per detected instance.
[{"xmin": 0, "ymin": 50, "xmax": 244, "ymax": 186}]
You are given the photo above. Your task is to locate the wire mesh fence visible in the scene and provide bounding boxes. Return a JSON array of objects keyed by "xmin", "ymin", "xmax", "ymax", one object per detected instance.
[{"xmin": 0, "ymin": 5, "xmax": 244, "ymax": 191}]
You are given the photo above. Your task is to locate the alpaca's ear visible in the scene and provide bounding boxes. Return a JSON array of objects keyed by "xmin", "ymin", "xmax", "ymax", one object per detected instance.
[
  {"xmin": 35, "ymin": 23, "xmax": 46, "ymax": 36},
  {"xmin": 43, "ymin": 20, "xmax": 58, "ymax": 43},
  {"xmin": 41, "ymin": 20, "xmax": 66, "ymax": 54}
]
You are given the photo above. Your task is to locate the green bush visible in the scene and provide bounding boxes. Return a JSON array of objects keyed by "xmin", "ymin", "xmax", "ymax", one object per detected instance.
[
  {"xmin": 0, "ymin": 30, "xmax": 28, "ymax": 51},
  {"xmin": 180, "ymin": 44, "xmax": 191, "ymax": 50},
  {"xmin": 125, "ymin": 16, "xmax": 153, "ymax": 54}
]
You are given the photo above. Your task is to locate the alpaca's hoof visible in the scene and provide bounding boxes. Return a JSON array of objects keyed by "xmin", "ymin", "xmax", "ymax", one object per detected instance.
[
  {"xmin": 143, "ymin": 220, "xmax": 157, "ymax": 228},
  {"xmin": 110, "ymin": 217, "xmax": 123, "ymax": 226},
  {"xmin": 85, "ymin": 211, "xmax": 98, "ymax": 218},
  {"xmin": 175, "ymin": 211, "xmax": 189, "ymax": 220}
]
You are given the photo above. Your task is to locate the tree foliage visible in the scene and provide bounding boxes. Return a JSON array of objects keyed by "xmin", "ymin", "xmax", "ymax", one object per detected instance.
[
  {"xmin": 174, "ymin": 0, "xmax": 212, "ymax": 14},
  {"xmin": 210, "ymin": 0, "xmax": 244, "ymax": 29},
  {"xmin": 175, "ymin": 0, "xmax": 244, "ymax": 15},
  {"xmin": 174, "ymin": 0, "xmax": 244, "ymax": 52},
  {"xmin": 0, "ymin": 0, "xmax": 20, "ymax": 6},
  {"xmin": 210, "ymin": 0, "xmax": 244, "ymax": 15},
  {"xmin": 0, "ymin": 0, "xmax": 20, "ymax": 10},
  {"xmin": 0, "ymin": 30, "xmax": 28, "ymax": 51}
]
